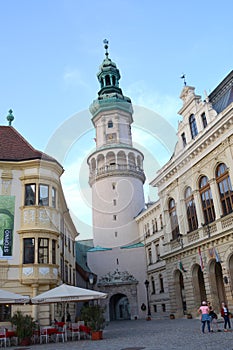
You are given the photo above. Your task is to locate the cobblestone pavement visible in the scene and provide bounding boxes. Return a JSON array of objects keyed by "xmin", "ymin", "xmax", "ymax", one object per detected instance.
[{"xmin": 8, "ymin": 318, "xmax": 233, "ymax": 350}]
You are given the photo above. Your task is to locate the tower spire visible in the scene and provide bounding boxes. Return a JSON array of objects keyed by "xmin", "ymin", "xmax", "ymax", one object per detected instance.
[{"xmin": 103, "ymin": 39, "xmax": 109, "ymax": 58}]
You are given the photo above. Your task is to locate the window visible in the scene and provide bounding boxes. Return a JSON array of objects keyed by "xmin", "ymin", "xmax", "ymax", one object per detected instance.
[
  {"xmin": 199, "ymin": 176, "xmax": 215, "ymax": 224},
  {"xmin": 38, "ymin": 238, "xmax": 49, "ymax": 264},
  {"xmin": 169, "ymin": 198, "xmax": 179, "ymax": 239},
  {"xmin": 115, "ymin": 231, "xmax": 117, "ymax": 237},
  {"xmin": 60, "ymin": 257, "xmax": 64, "ymax": 280},
  {"xmin": 105, "ymin": 75, "xmax": 111, "ymax": 86},
  {"xmin": 148, "ymin": 248, "xmax": 152, "ymax": 264},
  {"xmin": 151, "ymin": 276, "xmax": 156, "ymax": 294},
  {"xmin": 25, "ymin": 184, "xmax": 36, "ymax": 205},
  {"xmin": 152, "ymin": 219, "xmax": 158, "ymax": 233},
  {"xmin": 23, "ymin": 238, "xmax": 35, "ymax": 264},
  {"xmin": 113, "ymin": 215, "xmax": 117, "ymax": 221},
  {"xmin": 108, "ymin": 120, "xmax": 113, "ymax": 128},
  {"xmin": 189, "ymin": 114, "xmax": 198, "ymax": 139},
  {"xmin": 113, "ymin": 199, "xmax": 117, "ymax": 206},
  {"xmin": 112, "ymin": 182, "xmax": 116, "ymax": 190},
  {"xmin": 185, "ymin": 187, "xmax": 198, "ymax": 232},
  {"xmin": 146, "ymin": 223, "xmax": 150, "ymax": 237},
  {"xmin": 39, "ymin": 184, "xmax": 49, "ymax": 206},
  {"xmin": 155, "ymin": 243, "xmax": 160, "ymax": 261},
  {"xmin": 159, "ymin": 274, "xmax": 164, "ymax": 293},
  {"xmin": 52, "ymin": 187, "xmax": 56, "ymax": 208},
  {"xmin": 65, "ymin": 264, "xmax": 69, "ymax": 283},
  {"xmin": 216, "ymin": 163, "xmax": 233, "ymax": 216},
  {"xmin": 181, "ymin": 132, "xmax": 187, "ymax": 147},
  {"xmin": 201, "ymin": 113, "xmax": 207, "ymax": 128},
  {"xmin": 153, "ymin": 304, "xmax": 157, "ymax": 312},
  {"xmin": 52, "ymin": 239, "xmax": 56, "ymax": 264},
  {"xmin": 160, "ymin": 214, "xmax": 163, "ymax": 229},
  {"xmin": 162, "ymin": 303, "xmax": 166, "ymax": 312},
  {"xmin": 0, "ymin": 304, "xmax": 11, "ymax": 322}
]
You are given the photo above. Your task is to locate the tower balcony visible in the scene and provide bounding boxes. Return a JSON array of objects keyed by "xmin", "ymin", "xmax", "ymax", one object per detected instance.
[{"xmin": 89, "ymin": 163, "xmax": 145, "ymax": 186}]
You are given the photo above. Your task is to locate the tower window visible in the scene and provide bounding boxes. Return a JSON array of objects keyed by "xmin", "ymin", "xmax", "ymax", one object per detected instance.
[
  {"xmin": 105, "ymin": 75, "xmax": 111, "ymax": 86},
  {"xmin": 108, "ymin": 120, "xmax": 113, "ymax": 128},
  {"xmin": 112, "ymin": 76, "xmax": 116, "ymax": 85},
  {"xmin": 112, "ymin": 183, "xmax": 116, "ymax": 190},
  {"xmin": 115, "ymin": 231, "xmax": 117, "ymax": 237},
  {"xmin": 116, "ymin": 258, "xmax": 119, "ymax": 265},
  {"xmin": 113, "ymin": 199, "xmax": 116, "ymax": 206},
  {"xmin": 113, "ymin": 215, "xmax": 117, "ymax": 221}
]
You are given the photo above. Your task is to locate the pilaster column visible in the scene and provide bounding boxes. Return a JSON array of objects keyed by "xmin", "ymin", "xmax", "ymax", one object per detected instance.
[
  {"xmin": 209, "ymin": 178, "xmax": 221, "ymax": 219},
  {"xmin": 193, "ymin": 190, "xmax": 204, "ymax": 227}
]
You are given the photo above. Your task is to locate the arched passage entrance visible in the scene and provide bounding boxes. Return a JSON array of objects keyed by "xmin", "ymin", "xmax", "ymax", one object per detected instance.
[
  {"xmin": 109, "ymin": 293, "xmax": 130, "ymax": 320},
  {"xmin": 192, "ymin": 264, "xmax": 207, "ymax": 308},
  {"xmin": 209, "ymin": 260, "xmax": 226, "ymax": 311},
  {"xmin": 174, "ymin": 270, "xmax": 186, "ymax": 316}
]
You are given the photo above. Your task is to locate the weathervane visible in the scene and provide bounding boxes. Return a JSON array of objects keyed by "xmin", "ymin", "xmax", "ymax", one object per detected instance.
[
  {"xmin": 180, "ymin": 73, "xmax": 187, "ymax": 86},
  {"xmin": 103, "ymin": 39, "xmax": 109, "ymax": 58}
]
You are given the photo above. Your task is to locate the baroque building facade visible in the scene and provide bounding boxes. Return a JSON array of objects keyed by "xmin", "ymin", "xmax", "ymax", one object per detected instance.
[
  {"xmin": 0, "ymin": 117, "xmax": 78, "ymax": 325},
  {"xmin": 140, "ymin": 70, "xmax": 233, "ymax": 318}
]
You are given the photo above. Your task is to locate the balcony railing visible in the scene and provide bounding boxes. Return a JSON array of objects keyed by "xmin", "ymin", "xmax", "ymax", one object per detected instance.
[{"xmin": 89, "ymin": 163, "xmax": 145, "ymax": 184}]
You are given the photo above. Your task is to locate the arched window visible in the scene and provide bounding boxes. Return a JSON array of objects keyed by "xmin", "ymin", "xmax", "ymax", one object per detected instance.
[
  {"xmin": 185, "ymin": 187, "xmax": 198, "ymax": 232},
  {"xmin": 169, "ymin": 198, "xmax": 179, "ymax": 240},
  {"xmin": 189, "ymin": 114, "xmax": 198, "ymax": 139},
  {"xmin": 105, "ymin": 75, "xmax": 111, "ymax": 86},
  {"xmin": 199, "ymin": 176, "xmax": 215, "ymax": 224},
  {"xmin": 216, "ymin": 163, "xmax": 233, "ymax": 216},
  {"xmin": 112, "ymin": 75, "xmax": 116, "ymax": 85},
  {"xmin": 108, "ymin": 120, "xmax": 113, "ymax": 128}
]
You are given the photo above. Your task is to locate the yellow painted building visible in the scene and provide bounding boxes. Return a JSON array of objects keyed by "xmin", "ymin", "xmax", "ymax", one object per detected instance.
[{"xmin": 0, "ymin": 119, "xmax": 78, "ymax": 324}]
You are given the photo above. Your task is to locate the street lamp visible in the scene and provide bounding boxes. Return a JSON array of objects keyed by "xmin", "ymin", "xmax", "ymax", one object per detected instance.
[
  {"xmin": 144, "ymin": 279, "xmax": 151, "ymax": 320},
  {"xmin": 89, "ymin": 273, "xmax": 94, "ymax": 289}
]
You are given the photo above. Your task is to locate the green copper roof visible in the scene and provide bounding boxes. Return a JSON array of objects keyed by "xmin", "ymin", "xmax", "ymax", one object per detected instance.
[
  {"xmin": 120, "ymin": 242, "xmax": 144, "ymax": 249},
  {"xmin": 88, "ymin": 245, "xmax": 112, "ymax": 252}
]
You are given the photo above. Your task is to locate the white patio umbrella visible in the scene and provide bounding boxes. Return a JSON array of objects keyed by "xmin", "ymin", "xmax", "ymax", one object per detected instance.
[
  {"xmin": 31, "ymin": 283, "xmax": 107, "ymax": 304},
  {"xmin": 0, "ymin": 289, "xmax": 30, "ymax": 304}
]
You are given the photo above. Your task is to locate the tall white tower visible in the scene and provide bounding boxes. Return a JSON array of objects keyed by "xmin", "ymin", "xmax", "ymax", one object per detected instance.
[{"xmin": 87, "ymin": 41, "xmax": 147, "ymax": 320}]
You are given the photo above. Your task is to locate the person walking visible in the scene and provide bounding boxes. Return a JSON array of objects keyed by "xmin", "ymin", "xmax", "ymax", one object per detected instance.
[
  {"xmin": 221, "ymin": 302, "xmax": 231, "ymax": 332},
  {"xmin": 198, "ymin": 301, "xmax": 211, "ymax": 333},
  {"xmin": 209, "ymin": 306, "xmax": 219, "ymax": 332}
]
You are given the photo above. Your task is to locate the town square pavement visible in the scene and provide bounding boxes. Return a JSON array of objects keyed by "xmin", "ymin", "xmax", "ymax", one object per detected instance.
[{"xmin": 8, "ymin": 318, "xmax": 233, "ymax": 350}]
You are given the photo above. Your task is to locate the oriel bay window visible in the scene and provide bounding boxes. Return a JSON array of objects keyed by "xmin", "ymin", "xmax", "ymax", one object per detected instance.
[
  {"xmin": 23, "ymin": 237, "xmax": 56, "ymax": 265},
  {"xmin": 39, "ymin": 184, "xmax": 49, "ymax": 206},
  {"xmin": 25, "ymin": 184, "xmax": 36, "ymax": 205},
  {"xmin": 23, "ymin": 238, "xmax": 35, "ymax": 264},
  {"xmin": 24, "ymin": 183, "xmax": 56, "ymax": 207},
  {"xmin": 38, "ymin": 238, "xmax": 49, "ymax": 264}
]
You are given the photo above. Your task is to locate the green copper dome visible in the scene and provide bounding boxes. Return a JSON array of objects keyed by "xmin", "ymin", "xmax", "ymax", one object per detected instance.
[
  {"xmin": 90, "ymin": 40, "xmax": 133, "ymax": 118},
  {"xmin": 97, "ymin": 40, "xmax": 122, "ymax": 96}
]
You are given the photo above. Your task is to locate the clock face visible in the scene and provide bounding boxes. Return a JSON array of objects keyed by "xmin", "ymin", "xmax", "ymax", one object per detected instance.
[{"xmin": 107, "ymin": 133, "xmax": 113, "ymax": 140}]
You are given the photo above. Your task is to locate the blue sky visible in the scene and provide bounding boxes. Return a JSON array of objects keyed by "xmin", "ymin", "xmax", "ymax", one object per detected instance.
[{"xmin": 0, "ymin": 0, "xmax": 233, "ymax": 239}]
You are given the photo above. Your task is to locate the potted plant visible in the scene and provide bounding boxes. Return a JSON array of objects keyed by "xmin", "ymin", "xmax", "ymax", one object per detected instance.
[
  {"xmin": 10, "ymin": 310, "xmax": 36, "ymax": 345},
  {"xmin": 81, "ymin": 304, "xmax": 105, "ymax": 340}
]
